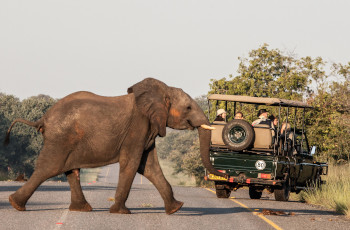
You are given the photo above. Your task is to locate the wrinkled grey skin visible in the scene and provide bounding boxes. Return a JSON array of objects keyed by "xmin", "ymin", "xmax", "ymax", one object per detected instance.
[{"xmin": 5, "ymin": 78, "xmax": 226, "ymax": 214}]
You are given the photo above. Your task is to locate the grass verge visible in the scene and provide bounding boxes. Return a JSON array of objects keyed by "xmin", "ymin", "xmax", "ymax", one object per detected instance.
[{"xmin": 298, "ymin": 164, "xmax": 350, "ymax": 218}]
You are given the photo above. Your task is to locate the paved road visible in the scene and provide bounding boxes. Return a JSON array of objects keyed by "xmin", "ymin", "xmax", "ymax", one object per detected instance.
[{"xmin": 0, "ymin": 164, "xmax": 348, "ymax": 230}]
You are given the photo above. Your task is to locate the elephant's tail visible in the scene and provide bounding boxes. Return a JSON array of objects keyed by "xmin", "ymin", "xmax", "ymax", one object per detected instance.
[{"xmin": 4, "ymin": 119, "xmax": 43, "ymax": 146}]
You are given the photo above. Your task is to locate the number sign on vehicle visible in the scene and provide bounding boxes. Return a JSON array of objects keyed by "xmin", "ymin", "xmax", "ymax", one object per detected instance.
[{"xmin": 255, "ymin": 160, "xmax": 266, "ymax": 170}]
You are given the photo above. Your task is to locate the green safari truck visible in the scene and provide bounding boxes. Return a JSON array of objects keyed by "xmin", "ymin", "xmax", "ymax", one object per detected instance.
[{"xmin": 205, "ymin": 94, "xmax": 328, "ymax": 201}]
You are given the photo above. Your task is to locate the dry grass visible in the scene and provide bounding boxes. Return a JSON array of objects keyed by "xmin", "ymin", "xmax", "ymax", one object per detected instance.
[{"xmin": 298, "ymin": 164, "xmax": 350, "ymax": 218}]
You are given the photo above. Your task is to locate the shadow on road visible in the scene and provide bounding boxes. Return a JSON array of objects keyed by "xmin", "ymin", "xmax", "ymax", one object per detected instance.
[
  {"xmin": 0, "ymin": 201, "xmax": 340, "ymax": 217},
  {"xmin": 131, "ymin": 206, "xmax": 249, "ymax": 216},
  {"xmin": 247, "ymin": 206, "xmax": 340, "ymax": 217},
  {"xmin": 127, "ymin": 206, "xmax": 340, "ymax": 217},
  {"xmin": 0, "ymin": 200, "xmax": 66, "ymax": 210}
]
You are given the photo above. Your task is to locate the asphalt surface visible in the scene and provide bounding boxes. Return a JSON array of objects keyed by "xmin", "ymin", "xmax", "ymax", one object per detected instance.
[
  {"xmin": 98, "ymin": 163, "xmax": 151, "ymax": 185},
  {"xmin": 0, "ymin": 164, "xmax": 348, "ymax": 230}
]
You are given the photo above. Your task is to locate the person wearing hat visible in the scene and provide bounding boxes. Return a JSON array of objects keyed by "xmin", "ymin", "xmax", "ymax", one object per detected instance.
[
  {"xmin": 252, "ymin": 109, "xmax": 273, "ymax": 128},
  {"xmin": 214, "ymin": 109, "xmax": 227, "ymax": 121}
]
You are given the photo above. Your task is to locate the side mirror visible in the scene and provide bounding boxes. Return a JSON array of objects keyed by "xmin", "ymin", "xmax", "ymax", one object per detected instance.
[{"xmin": 310, "ymin": 146, "xmax": 317, "ymax": 155}]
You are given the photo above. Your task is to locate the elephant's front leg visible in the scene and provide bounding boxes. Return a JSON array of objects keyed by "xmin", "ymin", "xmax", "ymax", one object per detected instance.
[
  {"xmin": 65, "ymin": 169, "xmax": 92, "ymax": 212},
  {"xmin": 109, "ymin": 150, "xmax": 142, "ymax": 214},
  {"xmin": 139, "ymin": 147, "xmax": 184, "ymax": 215}
]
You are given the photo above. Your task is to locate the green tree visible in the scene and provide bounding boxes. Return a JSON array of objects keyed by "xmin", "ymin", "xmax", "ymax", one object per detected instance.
[
  {"xmin": 210, "ymin": 44, "xmax": 326, "ymax": 99},
  {"xmin": 0, "ymin": 94, "xmax": 56, "ymax": 179},
  {"xmin": 307, "ymin": 62, "xmax": 350, "ymax": 161},
  {"xmin": 209, "ymin": 44, "xmax": 328, "ymax": 121},
  {"xmin": 0, "ymin": 94, "xmax": 22, "ymax": 177}
]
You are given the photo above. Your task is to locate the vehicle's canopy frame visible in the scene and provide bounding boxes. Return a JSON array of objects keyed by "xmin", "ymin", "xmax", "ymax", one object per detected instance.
[
  {"xmin": 208, "ymin": 94, "xmax": 313, "ymax": 109},
  {"xmin": 208, "ymin": 94, "xmax": 312, "ymax": 156}
]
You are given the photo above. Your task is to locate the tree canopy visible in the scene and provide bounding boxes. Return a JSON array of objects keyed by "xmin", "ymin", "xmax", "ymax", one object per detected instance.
[{"xmin": 0, "ymin": 94, "xmax": 56, "ymax": 179}]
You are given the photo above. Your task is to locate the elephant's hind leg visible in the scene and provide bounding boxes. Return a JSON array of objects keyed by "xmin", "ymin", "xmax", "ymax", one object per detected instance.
[
  {"xmin": 65, "ymin": 169, "xmax": 92, "ymax": 212},
  {"xmin": 139, "ymin": 148, "xmax": 183, "ymax": 215},
  {"xmin": 9, "ymin": 171, "xmax": 61, "ymax": 211},
  {"xmin": 9, "ymin": 148, "xmax": 65, "ymax": 211}
]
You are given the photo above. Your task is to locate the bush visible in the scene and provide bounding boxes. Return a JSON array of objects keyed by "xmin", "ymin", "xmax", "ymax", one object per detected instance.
[
  {"xmin": 299, "ymin": 164, "xmax": 350, "ymax": 218},
  {"xmin": 0, "ymin": 171, "xmax": 8, "ymax": 181}
]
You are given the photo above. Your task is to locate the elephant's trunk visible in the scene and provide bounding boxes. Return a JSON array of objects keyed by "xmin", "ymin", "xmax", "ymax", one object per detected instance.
[{"xmin": 198, "ymin": 126, "xmax": 228, "ymax": 179}]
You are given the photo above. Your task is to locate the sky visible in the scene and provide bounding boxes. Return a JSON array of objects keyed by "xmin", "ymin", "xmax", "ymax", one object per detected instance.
[{"xmin": 1, "ymin": 0, "xmax": 349, "ymax": 100}]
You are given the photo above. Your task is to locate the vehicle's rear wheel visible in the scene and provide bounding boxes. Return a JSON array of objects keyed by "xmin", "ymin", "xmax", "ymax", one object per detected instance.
[
  {"xmin": 249, "ymin": 186, "xmax": 262, "ymax": 199},
  {"xmin": 222, "ymin": 120, "xmax": 255, "ymax": 151},
  {"xmin": 274, "ymin": 180, "xmax": 290, "ymax": 201},
  {"xmin": 216, "ymin": 188, "xmax": 231, "ymax": 198}
]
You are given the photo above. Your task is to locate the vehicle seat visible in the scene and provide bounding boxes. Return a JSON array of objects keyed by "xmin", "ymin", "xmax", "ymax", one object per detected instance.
[
  {"xmin": 253, "ymin": 124, "xmax": 273, "ymax": 149},
  {"xmin": 210, "ymin": 121, "xmax": 226, "ymax": 147}
]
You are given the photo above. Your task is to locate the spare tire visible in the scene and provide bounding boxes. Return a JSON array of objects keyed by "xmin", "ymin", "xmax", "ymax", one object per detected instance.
[{"xmin": 222, "ymin": 120, "xmax": 255, "ymax": 151}]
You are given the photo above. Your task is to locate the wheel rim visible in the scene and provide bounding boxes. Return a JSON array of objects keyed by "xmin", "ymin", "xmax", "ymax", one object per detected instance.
[{"xmin": 228, "ymin": 126, "xmax": 246, "ymax": 144}]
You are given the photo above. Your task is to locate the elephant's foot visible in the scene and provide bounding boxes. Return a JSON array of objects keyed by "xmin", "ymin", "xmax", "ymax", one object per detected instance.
[
  {"xmin": 69, "ymin": 202, "xmax": 92, "ymax": 212},
  {"xmin": 9, "ymin": 194, "xmax": 26, "ymax": 211},
  {"xmin": 165, "ymin": 200, "xmax": 184, "ymax": 215},
  {"xmin": 109, "ymin": 203, "xmax": 131, "ymax": 214}
]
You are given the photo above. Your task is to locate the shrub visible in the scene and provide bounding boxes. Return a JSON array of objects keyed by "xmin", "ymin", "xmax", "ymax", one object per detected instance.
[{"xmin": 299, "ymin": 164, "xmax": 350, "ymax": 218}]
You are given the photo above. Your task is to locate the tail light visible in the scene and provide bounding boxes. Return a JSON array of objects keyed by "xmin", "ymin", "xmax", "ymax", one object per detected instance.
[{"xmin": 258, "ymin": 173, "xmax": 271, "ymax": 179}]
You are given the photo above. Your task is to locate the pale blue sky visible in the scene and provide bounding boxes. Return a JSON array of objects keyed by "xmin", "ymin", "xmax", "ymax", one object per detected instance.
[{"xmin": 1, "ymin": 0, "xmax": 349, "ymax": 100}]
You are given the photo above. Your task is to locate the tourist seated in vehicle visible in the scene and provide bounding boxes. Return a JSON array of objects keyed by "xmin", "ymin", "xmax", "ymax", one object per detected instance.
[
  {"xmin": 280, "ymin": 122, "xmax": 295, "ymax": 142},
  {"xmin": 269, "ymin": 115, "xmax": 278, "ymax": 127},
  {"xmin": 252, "ymin": 109, "xmax": 274, "ymax": 129},
  {"xmin": 268, "ymin": 114, "xmax": 278, "ymax": 140},
  {"xmin": 279, "ymin": 122, "xmax": 294, "ymax": 154},
  {"xmin": 214, "ymin": 109, "xmax": 227, "ymax": 122},
  {"xmin": 234, "ymin": 112, "xmax": 244, "ymax": 120},
  {"xmin": 280, "ymin": 122, "xmax": 291, "ymax": 136}
]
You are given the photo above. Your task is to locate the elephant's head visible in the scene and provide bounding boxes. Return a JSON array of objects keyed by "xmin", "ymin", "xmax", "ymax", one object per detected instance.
[{"xmin": 127, "ymin": 78, "xmax": 227, "ymax": 178}]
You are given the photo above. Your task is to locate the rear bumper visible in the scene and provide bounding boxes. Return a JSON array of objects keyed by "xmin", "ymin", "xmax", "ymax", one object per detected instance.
[{"xmin": 205, "ymin": 175, "xmax": 284, "ymax": 186}]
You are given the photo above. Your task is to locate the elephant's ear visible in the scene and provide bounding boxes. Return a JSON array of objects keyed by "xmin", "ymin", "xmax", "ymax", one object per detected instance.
[{"xmin": 128, "ymin": 78, "xmax": 170, "ymax": 137}]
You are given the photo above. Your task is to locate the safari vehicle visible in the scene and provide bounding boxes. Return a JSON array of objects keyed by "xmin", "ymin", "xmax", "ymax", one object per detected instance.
[{"xmin": 205, "ymin": 94, "xmax": 328, "ymax": 201}]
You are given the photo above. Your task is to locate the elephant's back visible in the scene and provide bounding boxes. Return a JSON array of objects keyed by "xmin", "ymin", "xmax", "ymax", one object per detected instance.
[
  {"xmin": 54, "ymin": 91, "xmax": 130, "ymax": 104},
  {"xmin": 42, "ymin": 92, "xmax": 135, "ymax": 137}
]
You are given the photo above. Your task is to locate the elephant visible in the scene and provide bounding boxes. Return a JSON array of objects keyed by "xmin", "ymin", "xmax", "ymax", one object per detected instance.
[{"xmin": 4, "ymin": 78, "xmax": 227, "ymax": 214}]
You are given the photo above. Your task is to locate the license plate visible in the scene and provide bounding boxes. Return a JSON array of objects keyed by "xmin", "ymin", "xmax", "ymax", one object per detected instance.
[{"xmin": 208, "ymin": 174, "xmax": 228, "ymax": 181}]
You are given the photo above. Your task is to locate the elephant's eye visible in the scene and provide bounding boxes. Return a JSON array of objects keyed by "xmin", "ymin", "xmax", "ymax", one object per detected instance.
[{"xmin": 187, "ymin": 106, "xmax": 191, "ymax": 111}]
